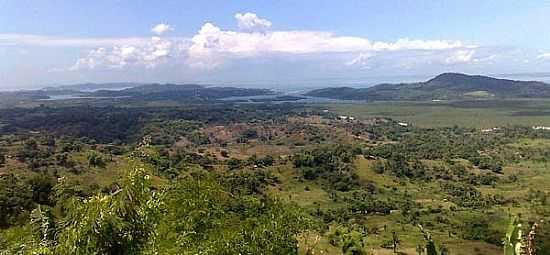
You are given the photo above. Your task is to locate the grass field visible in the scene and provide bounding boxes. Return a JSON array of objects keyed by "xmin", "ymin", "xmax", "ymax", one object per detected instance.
[
  {"xmin": 273, "ymin": 155, "xmax": 512, "ymax": 254},
  {"xmin": 270, "ymin": 138, "xmax": 550, "ymax": 254},
  {"xmin": 322, "ymin": 99, "xmax": 550, "ymax": 128}
]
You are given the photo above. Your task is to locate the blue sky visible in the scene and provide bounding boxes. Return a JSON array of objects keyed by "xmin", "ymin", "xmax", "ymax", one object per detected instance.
[{"xmin": 1, "ymin": 0, "xmax": 550, "ymax": 89}]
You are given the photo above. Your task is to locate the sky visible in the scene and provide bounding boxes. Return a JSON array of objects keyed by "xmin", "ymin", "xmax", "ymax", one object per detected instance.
[{"xmin": 1, "ymin": 0, "xmax": 550, "ymax": 90}]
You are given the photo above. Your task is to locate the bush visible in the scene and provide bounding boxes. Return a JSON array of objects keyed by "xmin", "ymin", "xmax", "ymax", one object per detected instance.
[
  {"xmin": 159, "ymin": 173, "xmax": 312, "ymax": 254},
  {"xmin": 0, "ymin": 174, "xmax": 34, "ymax": 228},
  {"xmin": 87, "ymin": 151, "xmax": 105, "ymax": 168},
  {"xmin": 28, "ymin": 164, "xmax": 163, "ymax": 254},
  {"xmin": 293, "ymin": 145, "xmax": 359, "ymax": 191},
  {"xmin": 371, "ymin": 160, "xmax": 385, "ymax": 174}
]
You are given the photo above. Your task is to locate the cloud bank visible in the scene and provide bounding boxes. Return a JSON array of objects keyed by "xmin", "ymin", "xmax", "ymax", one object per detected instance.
[
  {"xmin": 2, "ymin": 12, "xmax": 506, "ymax": 73},
  {"xmin": 186, "ymin": 13, "xmax": 468, "ymax": 69}
]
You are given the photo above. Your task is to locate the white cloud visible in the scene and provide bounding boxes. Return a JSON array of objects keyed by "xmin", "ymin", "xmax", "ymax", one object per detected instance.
[
  {"xmin": 443, "ymin": 49, "xmax": 499, "ymax": 65},
  {"xmin": 42, "ymin": 12, "xmax": 473, "ymax": 71},
  {"xmin": 235, "ymin": 12, "xmax": 272, "ymax": 32},
  {"xmin": 69, "ymin": 36, "xmax": 182, "ymax": 70},
  {"xmin": 444, "ymin": 49, "xmax": 475, "ymax": 64},
  {"xmin": 473, "ymin": 54, "xmax": 497, "ymax": 63},
  {"xmin": 373, "ymin": 39, "xmax": 467, "ymax": 51},
  {"xmin": 537, "ymin": 52, "xmax": 550, "ymax": 60},
  {"xmin": 186, "ymin": 20, "xmax": 467, "ymax": 68},
  {"xmin": 346, "ymin": 53, "xmax": 375, "ymax": 69},
  {"xmin": 383, "ymin": 49, "xmax": 499, "ymax": 70},
  {"xmin": 0, "ymin": 34, "xmax": 153, "ymax": 47},
  {"xmin": 151, "ymin": 23, "xmax": 173, "ymax": 35}
]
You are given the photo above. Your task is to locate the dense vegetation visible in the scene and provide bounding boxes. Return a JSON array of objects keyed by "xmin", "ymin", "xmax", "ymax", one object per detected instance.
[{"xmin": 1, "ymin": 94, "xmax": 550, "ymax": 254}]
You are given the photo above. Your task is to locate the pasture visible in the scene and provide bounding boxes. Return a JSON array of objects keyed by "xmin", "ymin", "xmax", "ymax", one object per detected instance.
[{"xmin": 323, "ymin": 99, "xmax": 550, "ymax": 128}]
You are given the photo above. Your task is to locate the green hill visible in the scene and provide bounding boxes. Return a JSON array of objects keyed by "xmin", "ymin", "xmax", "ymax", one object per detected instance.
[
  {"xmin": 306, "ymin": 73, "xmax": 550, "ymax": 101},
  {"xmin": 87, "ymin": 84, "xmax": 273, "ymax": 101}
]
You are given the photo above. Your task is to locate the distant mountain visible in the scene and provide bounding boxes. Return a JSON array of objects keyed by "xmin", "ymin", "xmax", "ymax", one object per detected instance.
[
  {"xmin": 123, "ymin": 84, "xmax": 204, "ymax": 93},
  {"xmin": 43, "ymin": 82, "xmax": 143, "ymax": 92},
  {"xmin": 305, "ymin": 73, "xmax": 550, "ymax": 101},
  {"xmin": 89, "ymin": 83, "xmax": 274, "ymax": 101}
]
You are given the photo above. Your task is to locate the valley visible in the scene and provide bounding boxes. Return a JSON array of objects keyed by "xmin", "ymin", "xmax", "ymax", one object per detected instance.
[{"xmin": 1, "ymin": 77, "xmax": 550, "ymax": 254}]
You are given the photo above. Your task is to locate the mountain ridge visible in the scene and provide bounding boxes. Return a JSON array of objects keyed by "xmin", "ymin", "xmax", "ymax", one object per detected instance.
[
  {"xmin": 305, "ymin": 73, "xmax": 550, "ymax": 101},
  {"xmin": 87, "ymin": 83, "xmax": 273, "ymax": 101}
]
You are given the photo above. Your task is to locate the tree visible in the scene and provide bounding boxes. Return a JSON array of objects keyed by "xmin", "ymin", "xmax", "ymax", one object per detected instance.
[
  {"xmin": 417, "ymin": 225, "xmax": 446, "ymax": 255},
  {"xmin": 504, "ymin": 217, "xmax": 523, "ymax": 255},
  {"xmin": 27, "ymin": 174, "xmax": 55, "ymax": 205},
  {"xmin": 0, "ymin": 151, "xmax": 5, "ymax": 167},
  {"xmin": 226, "ymin": 158, "xmax": 242, "ymax": 171},
  {"xmin": 327, "ymin": 226, "xmax": 368, "ymax": 255},
  {"xmin": 29, "ymin": 163, "xmax": 163, "ymax": 255},
  {"xmin": 371, "ymin": 160, "xmax": 385, "ymax": 174},
  {"xmin": 0, "ymin": 174, "xmax": 34, "ymax": 228},
  {"xmin": 16, "ymin": 139, "xmax": 39, "ymax": 162},
  {"xmin": 392, "ymin": 231, "xmax": 400, "ymax": 255},
  {"xmin": 188, "ymin": 131, "xmax": 209, "ymax": 145},
  {"xmin": 292, "ymin": 145, "xmax": 360, "ymax": 191},
  {"xmin": 87, "ymin": 150, "xmax": 105, "ymax": 168},
  {"xmin": 158, "ymin": 172, "xmax": 312, "ymax": 254}
]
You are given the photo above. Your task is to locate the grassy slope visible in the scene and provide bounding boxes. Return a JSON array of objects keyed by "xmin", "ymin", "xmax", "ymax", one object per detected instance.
[{"xmin": 269, "ymin": 154, "xmax": 510, "ymax": 254}]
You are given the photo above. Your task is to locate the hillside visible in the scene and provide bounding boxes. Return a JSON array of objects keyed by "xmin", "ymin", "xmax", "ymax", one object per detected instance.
[
  {"xmin": 3, "ymin": 100, "xmax": 550, "ymax": 254},
  {"xmin": 0, "ymin": 84, "xmax": 275, "ymax": 108},
  {"xmin": 306, "ymin": 73, "xmax": 550, "ymax": 101},
  {"xmin": 89, "ymin": 83, "xmax": 273, "ymax": 101}
]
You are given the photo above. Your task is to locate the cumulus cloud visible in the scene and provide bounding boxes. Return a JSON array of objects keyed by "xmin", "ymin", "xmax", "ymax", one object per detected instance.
[
  {"xmin": 235, "ymin": 12, "xmax": 272, "ymax": 32},
  {"xmin": 70, "ymin": 36, "xmax": 181, "ymax": 70},
  {"xmin": 151, "ymin": 23, "xmax": 173, "ymax": 35},
  {"xmin": 64, "ymin": 22, "xmax": 187, "ymax": 71},
  {"xmin": 53, "ymin": 12, "xmax": 474, "ymax": 71},
  {"xmin": 186, "ymin": 17, "xmax": 467, "ymax": 68}
]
